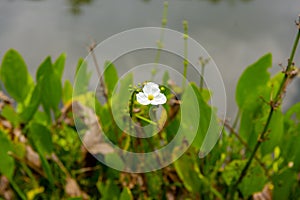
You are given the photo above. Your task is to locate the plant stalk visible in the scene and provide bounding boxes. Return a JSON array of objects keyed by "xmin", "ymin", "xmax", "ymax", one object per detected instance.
[{"xmin": 228, "ymin": 18, "xmax": 300, "ymax": 199}]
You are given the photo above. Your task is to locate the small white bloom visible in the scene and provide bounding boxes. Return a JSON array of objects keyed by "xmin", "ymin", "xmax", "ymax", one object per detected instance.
[{"xmin": 136, "ymin": 82, "xmax": 167, "ymax": 105}]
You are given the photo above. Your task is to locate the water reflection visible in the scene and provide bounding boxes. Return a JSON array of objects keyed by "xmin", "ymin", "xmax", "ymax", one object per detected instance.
[{"xmin": 68, "ymin": 0, "xmax": 93, "ymax": 14}]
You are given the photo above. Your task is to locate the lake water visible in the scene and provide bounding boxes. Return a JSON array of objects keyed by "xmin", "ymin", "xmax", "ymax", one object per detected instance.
[{"xmin": 0, "ymin": 0, "xmax": 299, "ymax": 117}]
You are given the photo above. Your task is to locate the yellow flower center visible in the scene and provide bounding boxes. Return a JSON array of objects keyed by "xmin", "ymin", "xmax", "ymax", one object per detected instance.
[{"xmin": 148, "ymin": 94, "xmax": 154, "ymax": 101}]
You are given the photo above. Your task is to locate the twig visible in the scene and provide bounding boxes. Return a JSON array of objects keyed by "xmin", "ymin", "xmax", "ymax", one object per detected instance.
[
  {"xmin": 51, "ymin": 153, "xmax": 71, "ymax": 177},
  {"xmin": 88, "ymin": 41, "xmax": 108, "ymax": 99}
]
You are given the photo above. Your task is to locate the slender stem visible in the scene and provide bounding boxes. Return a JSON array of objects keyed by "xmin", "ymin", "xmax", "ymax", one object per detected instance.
[
  {"xmin": 89, "ymin": 43, "xmax": 108, "ymax": 99},
  {"xmin": 224, "ymin": 121, "xmax": 269, "ymax": 177},
  {"xmin": 154, "ymin": 1, "xmax": 168, "ymax": 67},
  {"xmin": 182, "ymin": 20, "xmax": 189, "ymax": 88},
  {"xmin": 89, "ymin": 42, "xmax": 119, "ymax": 139},
  {"xmin": 200, "ymin": 61, "xmax": 205, "ymax": 90},
  {"xmin": 199, "ymin": 57, "xmax": 210, "ymax": 90},
  {"xmin": 136, "ymin": 114, "xmax": 157, "ymax": 125},
  {"xmin": 228, "ymin": 19, "xmax": 300, "ymax": 199},
  {"xmin": 232, "ymin": 109, "xmax": 241, "ymax": 131}
]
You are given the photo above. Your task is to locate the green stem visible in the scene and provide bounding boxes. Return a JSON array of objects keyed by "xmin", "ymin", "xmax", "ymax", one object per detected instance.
[
  {"xmin": 10, "ymin": 179, "xmax": 26, "ymax": 200},
  {"xmin": 228, "ymin": 18, "xmax": 300, "ymax": 199},
  {"xmin": 200, "ymin": 61, "xmax": 205, "ymax": 90},
  {"xmin": 182, "ymin": 20, "xmax": 189, "ymax": 88},
  {"xmin": 154, "ymin": 1, "xmax": 168, "ymax": 65},
  {"xmin": 136, "ymin": 114, "xmax": 157, "ymax": 125}
]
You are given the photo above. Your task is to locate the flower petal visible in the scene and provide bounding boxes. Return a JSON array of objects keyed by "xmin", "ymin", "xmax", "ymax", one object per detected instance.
[
  {"xmin": 136, "ymin": 92, "xmax": 151, "ymax": 105},
  {"xmin": 143, "ymin": 82, "xmax": 160, "ymax": 96},
  {"xmin": 150, "ymin": 93, "xmax": 167, "ymax": 105}
]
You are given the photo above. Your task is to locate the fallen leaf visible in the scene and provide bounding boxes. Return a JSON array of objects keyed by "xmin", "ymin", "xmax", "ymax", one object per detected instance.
[
  {"xmin": 253, "ymin": 183, "xmax": 273, "ymax": 200},
  {"xmin": 65, "ymin": 177, "xmax": 89, "ymax": 199},
  {"xmin": 72, "ymin": 101, "xmax": 114, "ymax": 155}
]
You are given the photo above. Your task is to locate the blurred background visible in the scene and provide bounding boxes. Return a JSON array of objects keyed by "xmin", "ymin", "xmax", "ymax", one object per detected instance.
[{"xmin": 0, "ymin": 0, "xmax": 299, "ymax": 117}]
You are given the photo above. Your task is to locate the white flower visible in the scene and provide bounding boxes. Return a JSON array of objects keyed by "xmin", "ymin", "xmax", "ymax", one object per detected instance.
[{"xmin": 136, "ymin": 82, "xmax": 167, "ymax": 105}]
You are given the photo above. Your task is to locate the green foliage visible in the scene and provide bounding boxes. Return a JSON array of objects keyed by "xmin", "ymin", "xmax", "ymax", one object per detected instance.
[
  {"xmin": 0, "ymin": 130, "xmax": 15, "ymax": 180},
  {"xmin": 104, "ymin": 61, "xmax": 118, "ymax": 98},
  {"xmin": 0, "ymin": 47, "xmax": 299, "ymax": 200},
  {"xmin": 236, "ymin": 53, "xmax": 272, "ymax": 110},
  {"xmin": 37, "ymin": 57, "xmax": 62, "ymax": 118},
  {"xmin": 0, "ymin": 49, "xmax": 33, "ymax": 103}
]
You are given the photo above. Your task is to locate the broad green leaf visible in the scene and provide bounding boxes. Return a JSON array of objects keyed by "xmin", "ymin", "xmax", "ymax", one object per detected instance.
[
  {"xmin": 63, "ymin": 80, "xmax": 73, "ymax": 104},
  {"xmin": 105, "ymin": 153, "xmax": 124, "ymax": 170},
  {"xmin": 282, "ymin": 102, "xmax": 300, "ymax": 169},
  {"xmin": 53, "ymin": 53, "xmax": 66, "ymax": 79},
  {"xmin": 0, "ymin": 49, "xmax": 32, "ymax": 103},
  {"xmin": 1, "ymin": 105, "xmax": 21, "ymax": 127},
  {"xmin": 0, "ymin": 130, "xmax": 15, "ymax": 180},
  {"xmin": 186, "ymin": 83, "xmax": 220, "ymax": 153},
  {"xmin": 20, "ymin": 84, "xmax": 42, "ymax": 122},
  {"xmin": 261, "ymin": 109, "xmax": 283, "ymax": 155},
  {"xmin": 96, "ymin": 179, "xmax": 120, "ymax": 200},
  {"xmin": 236, "ymin": 53, "xmax": 272, "ymax": 109},
  {"xmin": 74, "ymin": 58, "xmax": 91, "ymax": 96},
  {"xmin": 29, "ymin": 123, "xmax": 53, "ymax": 155},
  {"xmin": 145, "ymin": 171, "xmax": 163, "ymax": 198},
  {"xmin": 29, "ymin": 123, "xmax": 54, "ymax": 187},
  {"xmin": 239, "ymin": 164, "xmax": 267, "ymax": 197},
  {"xmin": 222, "ymin": 160, "xmax": 246, "ymax": 186},
  {"xmin": 273, "ymin": 169, "xmax": 297, "ymax": 200},
  {"xmin": 37, "ymin": 57, "xmax": 62, "ymax": 116},
  {"xmin": 104, "ymin": 61, "xmax": 118, "ymax": 98},
  {"xmin": 174, "ymin": 154, "xmax": 202, "ymax": 194},
  {"xmin": 120, "ymin": 187, "xmax": 133, "ymax": 200},
  {"xmin": 285, "ymin": 102, "xmax": 300, "ymax": 120},
  {"xmin": 180, "ymin": 84, "xmax": 199, "ymax": 146},
  {"xmin": 223, "ymin": 160, "xmax": 267, "ymax": 197}
]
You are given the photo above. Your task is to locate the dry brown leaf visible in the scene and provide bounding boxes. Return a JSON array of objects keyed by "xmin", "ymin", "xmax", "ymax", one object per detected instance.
[
  {"xmin": 253, "ymin": 183, "xmax": 273, "ymax": 200},
  {"xmin": 166, "ymin": 191, "xmax": 175, "ymax": 200},
  {"xmin": 26, "ymin": 146, "xmax": 41, "ymax": 168},
  {"xmin": 65, "ymin": 177, "xmax": 89, "ymax": 199},
  {"xmin": 72, "ymin": 101, "xmax": 114, "ymax": 155},
  {"xmin": 0, "ymin": 176, "xmax": 14, "ymax": 200}
]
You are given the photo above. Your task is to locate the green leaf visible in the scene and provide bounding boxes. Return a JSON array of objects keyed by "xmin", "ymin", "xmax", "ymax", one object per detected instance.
[
  {"xmin": 20, "ymin": 84, "xmax": 42, "ymax": 122},
  {"xmin": 29, "ymin": 123, "xmax": 53, "ymax": 155},
  {"xmin": 104, "ymin": 153, "xmax": 124, "ymax": 170},
  {"xmin": 1, "ymin": 105, "xmax": 21, "ymax": 127},
  {"xmin": 273, "ymin": 169, "xmax": 297, "ymax": 200},
  {"xmin": 38, "ymin": 150, "xmax": 54, "ymax": 188},
  {"xmin": 120, "ymin": 187, "xmax": 133, "ymax": 200},
  {"xmin": 53, "ymin": 53, "xmax": 66, "ymax": 79},
  {"xmin": 63, "ymin": 80, "xmax": 73, "ymax": 104},
  {"xmin": 223, "ymin": 160, "xmax": 267, "ymax": 197},
  {"xmin": 261, "ymin": 109, "xmax": 283, "ymax": 155},
  {"xmin": 96, "ymin": 179, "xmax": 120, "ymax": 200},
  {"xmin": 184, "ymin": 83, "xmax": 220, "ymax": 154},
  {"xmin": 104, "ymin": 61, "xmax": 118, "ymax": 98},
  {"xmin": 74, "ymin": 58, "xmax": 91, "ymax": 96},
  {"xmin": 174, "ymin": 154, "xmax": 202, "ymax": 194},
  {"xmin": 0, "ymin": 130, "xmax": 15, "ymax": 180},
  {"xmin": 0, "ymin": 49, "xmax": 32, "ymax": 103},
  {"xmin": 29, "ymin": 123, "xmax": 54, "ymax": 187},
  {"xmin": 37, "ymin": 57, "xmax": 62, "ymax": 116},
  {"xmin": 145, "ymin": 171, "xmax": 163, "ymax": 198},
  {"xmin": 239, "ymin": 164, "xmax": 267, "ymax": 197},
  {"xmin": 222, "ymin": 160, "xmax": 246, "ymax": 186},
  {"xmin": 236, "ymin": 53, "xmax": 272, "ymax": 109}
]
